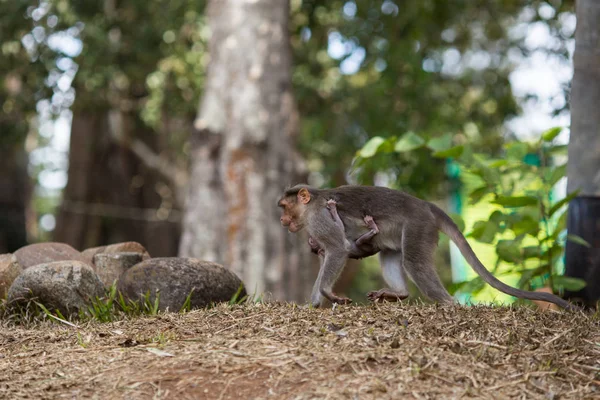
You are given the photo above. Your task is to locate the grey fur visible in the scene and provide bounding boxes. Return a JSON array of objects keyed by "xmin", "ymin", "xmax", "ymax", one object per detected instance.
[{"xmin": 280, "ymin": 184, "xmax": 579, "ymax": 311}]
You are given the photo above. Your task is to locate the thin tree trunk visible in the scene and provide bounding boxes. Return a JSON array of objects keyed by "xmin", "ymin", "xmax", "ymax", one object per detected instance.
[
  {"xmin": 565, "ymin": 0, "xmax": 600, "ymax": 306},
  {"xmin": 54, "ymin": 111, "xmax": 181, "ymax": 256},
  {"xmin": 0, "ymin": 145, "xmax": 29, "ymax": 253},
  {"xmin": 179, "ymin": 0, "xmax": 315, "ymax": 302}
]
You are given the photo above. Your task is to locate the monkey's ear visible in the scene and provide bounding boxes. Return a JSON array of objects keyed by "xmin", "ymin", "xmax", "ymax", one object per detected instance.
[{"xmin": 298, "ymin": 188, "xmax": 311, "ymax": 204}]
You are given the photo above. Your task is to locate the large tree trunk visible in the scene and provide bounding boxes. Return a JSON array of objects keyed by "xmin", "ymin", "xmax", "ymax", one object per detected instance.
[
  {"xmin": 179, "ymin": 0, "xmax": 315, "ymax": 302},
  {"xmin": 0, "ymin": 144, "xmax": 29, "ymax": 253},
  {"xmin": 54, "ymin": 111, "xmax": 181, "ymax": 256},
  {"xmin": 565, "ymin": 0, "xmax": 600, "ymax": 307}
]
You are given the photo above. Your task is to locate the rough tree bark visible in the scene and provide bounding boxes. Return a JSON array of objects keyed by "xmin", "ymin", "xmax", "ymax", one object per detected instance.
[
  {"xmin": 179, "ymin": 0, "xmax": 315, "ymax": 302},
  {"xmin": 565, "ymin": 0, "xmax": 600, "ymax": 306}
]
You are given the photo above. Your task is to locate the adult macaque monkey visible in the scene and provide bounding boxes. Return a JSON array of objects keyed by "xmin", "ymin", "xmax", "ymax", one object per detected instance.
[{"xmin": 277, "ymin": 184, "xmax": 579, "ymax": 311}]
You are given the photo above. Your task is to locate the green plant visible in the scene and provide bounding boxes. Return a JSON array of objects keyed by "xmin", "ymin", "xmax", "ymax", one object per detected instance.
[
  {"xmin": 83, "ymin": 281, "xmax": 120, "ymax": 322},
  {"xmin": 179, "ymin": 288, "xmax": 195, "ymax": 313},
  {"xmin": 228, "ymin": 284, "xmax": 249, "ymax": 305},
  {"xmin": 77, "ymin": 332, "xmax": 89, "ymax": 348},
  {"xmin": 141, "ymin": 290, "xmax": 161, "ymax": 315},
  {"xmin": 1, "ymin": 283, "xmax": 208, "ymax": 324},
  {"xmin": 354, "ymin": 126, "xmax": 587, "ymax": 301}
]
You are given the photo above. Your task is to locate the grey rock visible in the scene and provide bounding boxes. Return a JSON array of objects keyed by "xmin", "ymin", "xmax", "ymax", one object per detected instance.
[
  {"xmin": 14, "ymin": 242, "xmax": 88, "ymax": 269},
  {"xmin": 82, "ymin": 242, "xmax": 151, "ymax": 266},
  {"xmin": 80, "ymin": 246, "xmax": 106, "ymax": 265},
  {"xmin": 0, "ymin": 254, "xmax": 22, "ymax": 299},
  {"xmin": 93, "ymin": 252, "xmax": 144, "ymax": 289},
  {"xmin": 7, "ymin": 261, "xmax": 105, "ymax": 317},
  {"xmin": 117, "ymin": 258, "xmax": 246, "ymax": 312}
]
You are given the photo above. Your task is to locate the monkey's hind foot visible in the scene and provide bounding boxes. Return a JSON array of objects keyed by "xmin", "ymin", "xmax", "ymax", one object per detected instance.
[
  {"xmin": 367, "ymin": 289, "xmax": 408, "ymax": 303},
  {"xmin": 327, "ymin": 293, "xmax": 353, "ymax": 305},
  {"xmin": 363, "ymin": 215, "xmax": 379, "ymax": 233},
  {"xmin": 308, "ymin": 237, "xmax": 325, "ymax": 257}
]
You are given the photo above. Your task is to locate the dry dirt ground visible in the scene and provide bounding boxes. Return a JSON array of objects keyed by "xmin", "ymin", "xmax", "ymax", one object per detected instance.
[{"xmin": 1, "ymin": 302, "xmax": 599, "ymax": 400}]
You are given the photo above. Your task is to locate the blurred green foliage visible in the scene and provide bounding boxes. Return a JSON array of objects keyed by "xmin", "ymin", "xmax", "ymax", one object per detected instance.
[
  {"xmin": 55, "ymin": 0, "xmax": 207, "ymax": 156},
  {"xmin": 291, "ymin": 0, "xmax": 574, "ymax": 197},
  {"xmin": 0, "ymin": 1, "xmax": 54, "ymax": 147},
  {"xmin": 65, "ymin": 0, "xmax": 206, "ymax": 114},
  {"xmin": 355, "ymin": 126, "xmax": 586, "ymax": 299},
  {"xmin": 1, "ymin": 0, "xmax": 576, "ymax": 255},
  {"xmin": 4, "ymin": 0, "xmax": 575, "ymax": 176}
]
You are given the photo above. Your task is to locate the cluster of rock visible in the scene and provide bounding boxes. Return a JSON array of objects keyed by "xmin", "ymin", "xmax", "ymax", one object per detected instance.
[{"xmin": 0, "ymin": 242, "xmax": 246, "ymax": 318}]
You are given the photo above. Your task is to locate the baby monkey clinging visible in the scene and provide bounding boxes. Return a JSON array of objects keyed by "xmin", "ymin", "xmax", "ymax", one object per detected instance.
[{"xmin": 278, "ymin": 184, "xmax": 579, "ymax": 311}]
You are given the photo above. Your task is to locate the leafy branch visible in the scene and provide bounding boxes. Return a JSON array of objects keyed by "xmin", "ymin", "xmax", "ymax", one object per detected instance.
[{"xmin": 354, "ymin": 126, "xmax": 587, "ymax": 300}]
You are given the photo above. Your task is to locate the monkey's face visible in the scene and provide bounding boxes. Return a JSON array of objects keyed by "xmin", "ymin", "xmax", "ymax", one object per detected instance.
[{"xmin": 277, "ymin": 196, "xmax": 306, "ymax": 233}]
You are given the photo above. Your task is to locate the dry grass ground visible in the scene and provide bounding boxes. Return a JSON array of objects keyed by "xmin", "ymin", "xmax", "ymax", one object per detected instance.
[{"xmin": 1, "ymin": 302, "xmax": 599, "ymax": 400}]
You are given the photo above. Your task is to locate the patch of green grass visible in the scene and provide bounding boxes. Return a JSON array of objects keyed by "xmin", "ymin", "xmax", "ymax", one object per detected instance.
[
  {"xmin": 179, "ymin": 288, "xmax": 195, "ymax": 313},
  {"xmin": 1, "ymin": 283, "xmax": 214, "ymax": 325},
  {"xmin": 229, "ymin": 284, "xmax": 249, "ymax": 305},
  {"xmin": 0, "ymin": 296, "xmax": 47, "ymax": 325},
  {"xmin": 82, "ymin": 284, "xmax": 163, "ymax": 321}
]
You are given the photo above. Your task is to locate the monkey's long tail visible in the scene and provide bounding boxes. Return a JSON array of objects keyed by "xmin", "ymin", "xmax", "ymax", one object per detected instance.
[{"xmin": 431, "ymin": 205, "xmax": 581, "ymax": 312}]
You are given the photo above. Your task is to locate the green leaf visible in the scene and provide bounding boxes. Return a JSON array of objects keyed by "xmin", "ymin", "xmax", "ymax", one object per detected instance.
[
  {"xmin": 552, "ymin": 276, "xmax": 587, "ymax": 292},
  {"xmin": 496, "ymin": 240, "xmax": 522, "ymax": 263},
  {"xmin": 548, "ymin": 190, "xmax": 580, "ymax": 217},
  {"xmin": 541, "ymin": 127, "xmax": 562, "ymax": 142},
  {"xmin": 488, "ymin": 159, "xmax": 508, "ymax": 168},
  {"xmin": 358, "ymin": 136, "xmax": 386, "ymax": 158},
  {"xmin": 510, "ymin": 216, "xmax": 540, "ymax": 237},
  {"xmin": 427, "ymin": 133, "xmax": 452, "ymax": 152},
  {"xmin": 447, "ymin": 281, "xmax": 467, "ymax": 295},
  {"xmin": 522, "ymin": 246, "xmax": 541, "ymax": 260},
  {"xmin": 492, "ymin": 195, "xmax": 538, "ymax": 208},
  {"xmin": 449, "ymin": 213, "xmax": 465, "ymax": 232},
  {"xmin": 469, "ymin": 220, "xmax": 499, "ymax": 244},
  {"xmin": 458, "ymin": 145, "xmax": 474, "ymax": 163},
  {"xmin": 468, "ymin": 186, "xmax": 490, "ymax": 205},
  {"xmin": 551, "ymin": 210, "xmax": 568, "ymax": 240},
  {"xmin": 505, "ymin": 142, "xmax": 528, "ymax": 161},
  {"xmin": 350, "ymin": 155, "xmax": 367, "ymax": 171},
  {"xmin": 567, "ymin": 234, "xmax": 591, "ymax": 248},
  {"xmin": 470, "ymin": 165, "xmax": 500, "ymax": 186},
  {"xmin": 379, "ymin": 138, "xmax": 397, "ymax": 153},
  {"xmin": 394, "ymin": 132, "xmax": 425, "ymax": 152},
  {"xmin": 540, "ymin": 244, "xmax": 564, "ymax": 265},
  {"xmin": 547, "ymin": 144, "xmax": 568, "ymax": 155},
  {"xmin": 547, "ymin": 164, "xmax": 567, "ymax": 187},
  {"xmin": 489, "ymin": 210, "xmax": 505, "ymax": 223},
  {"xmin": 433, "ymin": 145, "xmax": 464, "ymax": 159},
  {"xmin": 517, "ymin": 265, "xmax": 550, "ymax": 289},
  {"xmin": 450, "ymin": 277, "xmax": 486, "ymax": 295}
]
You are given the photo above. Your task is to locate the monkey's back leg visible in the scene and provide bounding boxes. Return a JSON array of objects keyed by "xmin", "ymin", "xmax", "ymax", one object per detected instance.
[
  {"xmin": 401, "ymin": 226, "xmax": 454, "ymax": 304},
  {"xmin": 367, "ymin": 249, "xmax": 410, "ymax": 302}
]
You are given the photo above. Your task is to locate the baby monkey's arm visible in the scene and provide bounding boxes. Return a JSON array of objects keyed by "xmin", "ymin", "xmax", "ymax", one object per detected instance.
[
  {"xmin": 327, "ymin": 199, "xmax": 379, "ymax": 258},
  {"xmin": 308, "ymin": 200, "xmax": 379, "ymax": 259}
]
